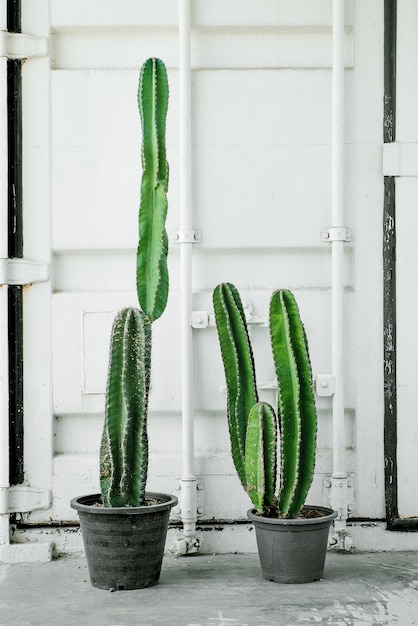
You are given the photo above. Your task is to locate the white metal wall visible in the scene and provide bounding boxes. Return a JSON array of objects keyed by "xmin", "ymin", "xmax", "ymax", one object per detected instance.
[
  {"xmin": 19, "ymin": 1, "xmax": 388, "ymax": 532},
  {"xmin": 385, "ymin": 0, "xmax": 418, "ymax": 518}
]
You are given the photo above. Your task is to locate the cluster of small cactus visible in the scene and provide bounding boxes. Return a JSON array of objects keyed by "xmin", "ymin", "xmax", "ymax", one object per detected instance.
[
  {"xmin": 100, "ymin": 58, "xmax": 169, "ymax": 507},
  {"xmin": 213, "ymin": 283, "xmax": 317, "ymax": 518}
]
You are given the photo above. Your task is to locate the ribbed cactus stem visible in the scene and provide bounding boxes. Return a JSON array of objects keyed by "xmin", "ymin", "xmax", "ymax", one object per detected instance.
[
  {"xmin": 213, "ymin": 283, "xmax": 259, "ymax": 489},
  {"xmin": 245, "ymin": 402, "xmax": 277, "ymax": 514},
  {"xmin": 137, "ymin": 57, "xmax": 169, "ymax": 322},
  {"xmin": 270, "ymin": 290, "xmax": 317, "ymax": 518},
  {"xmin": 100, "ymin": 308, "xmax": 151, "ymax": 507}
]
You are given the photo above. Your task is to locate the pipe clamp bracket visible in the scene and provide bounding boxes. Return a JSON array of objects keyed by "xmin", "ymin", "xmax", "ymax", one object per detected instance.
[
  {"xmin": 0, "ymin": 31, "xmax": 48, "ymax": 59},
  {"xmin": 171, "ymin": 479, "xmax": 205, "ymax": 520},
  {"xmin": 321, "ymin": 227, "xmax": 352, "ymax": 243},
  {"xmin": 5, "ymin": 486, "xmax": 51, "ymax": 514},
  {"xmin": 191, "ymin": 311, "xmax": 212, "ymax": 329},
  {"xmin": 172, "ymin": 229, "xmax": 201, "ymax": 244},
  {"xmin": 0, "ymin": 258, "xmax": 49, "ymax": 286},
  {"xmin": 315, "ymin": 374, "xmax": 336, "ymax": 397}
]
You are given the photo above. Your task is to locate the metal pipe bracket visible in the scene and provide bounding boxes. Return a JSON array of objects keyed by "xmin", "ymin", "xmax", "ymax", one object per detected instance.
[
  {"xmin": 321, "ymin": 227, "xmax": 352, "ymax": 242},
  {"xmin": 171, "ymin": 229, "xmax": 201, "ymax": 243}
]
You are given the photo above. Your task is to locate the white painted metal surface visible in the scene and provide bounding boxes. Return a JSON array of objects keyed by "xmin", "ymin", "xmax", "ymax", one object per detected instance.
[
  {"xmin": 392, "ymin": 0, "xmax": 418, "ymax": 518},
  {"xmin": 10, "ymin": 0, "xmax": 418, "ymax": 554},
  {"xmin": 349, "ymin": 0, "xmax": 384, "ymax": 522},
  {"xmin": 39, "ymin": 0, "xmax": 366, "ymax": 524}
]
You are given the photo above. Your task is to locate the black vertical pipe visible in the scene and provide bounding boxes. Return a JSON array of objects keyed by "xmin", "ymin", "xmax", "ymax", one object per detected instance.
[
  {"xmin": 383, "ymin": 175, "xmax": 397, "ymax": 525},
  {"xmin": 383, "ymin": 0, "xmax": 398, "ymax": 527},
  {"xmin": 7, "ymin": 0, "xmax": 24, "ymax": 485},
  {"xmin": 383, "ymin": 0, "xmax": 396, "ymax": 145}
]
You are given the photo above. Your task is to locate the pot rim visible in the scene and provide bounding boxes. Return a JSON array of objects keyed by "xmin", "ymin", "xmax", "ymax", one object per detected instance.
[
  {"xmin": 247, "ymin": 504, "xmax": 337, "ymax": 526},
  {"xmin": 70, "ymin": 492, "xmax": 178, "ymax": 515}
]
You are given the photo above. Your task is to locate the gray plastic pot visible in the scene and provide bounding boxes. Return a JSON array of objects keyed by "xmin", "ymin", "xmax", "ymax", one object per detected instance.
[
  {"xmin": 248, "ymin": 505, "xmax": 337, "ymax": 584},
  {"xmin": 71, "ymin": 492, "xmax": 178, "ymax": 591}
]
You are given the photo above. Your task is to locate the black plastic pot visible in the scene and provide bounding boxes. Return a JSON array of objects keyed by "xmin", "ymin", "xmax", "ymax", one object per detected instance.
[
  {"xmin": 248, "ymin": 505, "xmax": 337, "ymax": 584},
  {"xmin": 70, "ymin": 492, "xmax": 178, "ymax": 591}
]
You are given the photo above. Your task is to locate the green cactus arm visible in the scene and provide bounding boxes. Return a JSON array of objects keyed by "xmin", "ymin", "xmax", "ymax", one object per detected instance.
[
  {"xmin": 284, "ymin": 296, "xmax": 317, "ymax": 517},
  {"xmin": 213, "ymin": 283, "xmax": 259, "ymax": 489},
  {"xmin": 269, "ymin": 291, "xmax": 300, "ymax": 516},
  {"xmin": 100, "ymin": 308, "xmax": 151, "ymax": 507},
  {"xmin": 270, "ymin": 290, "xmax": 317, "ymax": 517},
  {"xmin": 245, "ymin": 402, "xmax": 277, "ymax": 514},
  {"xmin": 137, "ymin": 57, "xmax": 169, "ymax": 322}
]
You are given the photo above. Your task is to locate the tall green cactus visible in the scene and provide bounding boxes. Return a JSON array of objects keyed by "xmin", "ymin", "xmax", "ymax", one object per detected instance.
[
  {"xmin": 213, "ymin": 283, "xmax": 317, "ymax": 518},
  {"xmin": 100, "ymin": 58, "xmax": 170, "ymax": 507},
  {"xmin": 270, "ymin": 290, "xmax": 317, "ymax": 518}
]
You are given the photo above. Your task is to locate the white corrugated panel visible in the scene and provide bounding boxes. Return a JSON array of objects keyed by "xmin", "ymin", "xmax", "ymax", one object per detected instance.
[{"xmin": 20, "ymin": 0, "xmax": 386, "ymax": 527}]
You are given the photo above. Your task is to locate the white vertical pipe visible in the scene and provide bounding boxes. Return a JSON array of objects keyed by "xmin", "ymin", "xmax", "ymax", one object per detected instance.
[
  {"xmin": 178, "ymin": 0, "xmax": 197, "ymax": 542},
  {"xmin": 331, "ymin": 0, "xmax": 346, "ymax": 481},
  {"xmin": 0, "ymin": 0, "xmax": 11, "ymax": 545}
]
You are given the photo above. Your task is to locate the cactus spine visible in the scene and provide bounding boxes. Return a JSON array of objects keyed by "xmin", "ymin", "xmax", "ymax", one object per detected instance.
[
  {"xmin": 100, "ymin": 58, "xmax": 169, "ymax": 507},
  {"xmin": 213, "ymin": 283, "xmax": 317, "ymax": 518}
]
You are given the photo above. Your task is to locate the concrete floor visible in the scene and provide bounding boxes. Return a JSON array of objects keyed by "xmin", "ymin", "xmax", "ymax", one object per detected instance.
[{"xmin": 0, "ymin": 551, "xmax": 417, "ymax": 626}]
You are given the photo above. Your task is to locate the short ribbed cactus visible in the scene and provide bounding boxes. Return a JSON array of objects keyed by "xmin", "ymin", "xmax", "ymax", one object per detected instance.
[
  {"xmin": 100, "ymin": 308, "xmax": 151, "ymax": 507},
  {"xmin": 99, "ymin": 58, "xmax": 170, "ymax": 507},
  {"xmin": 213, "ymin": 283, "xmax": 317, "ymax": 518},
  {"xmin": 245, "ymin": 402, "xmax": 277, "ymax": 514}
]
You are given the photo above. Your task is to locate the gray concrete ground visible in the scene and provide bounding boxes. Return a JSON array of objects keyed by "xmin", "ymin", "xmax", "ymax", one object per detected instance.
[{"xmin": 0, "ymin": 552, "xmax": 417, "ymax": 626}]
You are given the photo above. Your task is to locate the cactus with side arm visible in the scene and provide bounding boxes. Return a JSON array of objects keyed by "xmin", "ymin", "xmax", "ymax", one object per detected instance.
[
  {"xmin": 213, "ymin": 283, "xmax": 317, "ymax": 518},
  {"xmin": 100, "ymin": 58, "xmax": 169, "ymax": 507}
]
